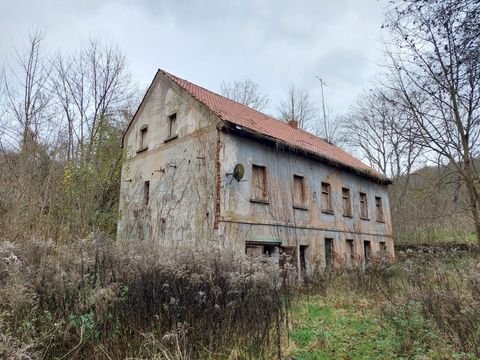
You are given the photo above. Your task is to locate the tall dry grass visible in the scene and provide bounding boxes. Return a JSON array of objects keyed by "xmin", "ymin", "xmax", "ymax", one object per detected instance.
[
  {"xmin": 0, "ymin": 236, "xmax": 292, "ymax": 359},
  {"xmin": 304, "ymin": 247, "xmax": 480, "ymax": 357}
]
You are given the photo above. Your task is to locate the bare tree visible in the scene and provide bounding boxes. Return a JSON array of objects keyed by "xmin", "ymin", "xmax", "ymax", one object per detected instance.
[
  {"xmin": 0, "ymin": 33, "xmax": 137, "ymax": 239},
  {"xmin": 278, "ymin": 85, "xmax": 316, "ymax": 131},
  {"xmin": 51, "ymin": 39, "xmax": 134, "ymax": 164},
  {"xmin": 343, "ymin": 88, "xmax": 421, "ymax": 179},
  {"xmin": 220, "ymin": 79, "xmax": 270, "ymax": 111},
  {"xmin": 3, "ymin": 31, "xmax": 52, "ymax": 152},
  {"xmin": 384, "ymin": 0, "xmax": 480, "ymax": 243}
]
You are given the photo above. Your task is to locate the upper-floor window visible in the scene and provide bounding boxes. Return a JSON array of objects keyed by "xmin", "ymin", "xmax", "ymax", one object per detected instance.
[
  {"xmin": 342, "ymin": 187, "xmax": 352, "ymax": 216},
  {"xmin": 138, "ymin": 125, "xmax": 148, "ymax": 152},
  {"xmin": 360, "ymin": 192, "xmax": 369, "ymax": 219},
  {"xmin": 375, "ymin": 196, "xmax": 384, "ymax": 222},
  {"xmin": 293, "ymin": 175, "xmax": 307, "ymax": 209},
  {"xmin": 251, "ymin": 165, "xmax": 268, "ymax": 203},
  {"xmin": 321, "ymin": 182, "xmax": 333, "ymax": 213},
  {"xmin": 167, "ymin": 113, "xmax": 177, "ymax": 139}
]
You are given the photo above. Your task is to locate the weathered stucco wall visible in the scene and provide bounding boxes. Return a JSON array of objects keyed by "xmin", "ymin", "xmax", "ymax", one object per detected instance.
[
  {"xmin": 117, "ymin": 75, "xmax": 219, "ymax": 245},
  {"xmin": 118, "ymin": 72, "xmax": 394, "ymax": 271},
  {"xmin": 218, "ymin": 132, "xmax": 393, "ymax": 270}
]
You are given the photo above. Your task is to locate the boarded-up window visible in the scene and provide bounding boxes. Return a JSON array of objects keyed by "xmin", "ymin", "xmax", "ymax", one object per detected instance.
[
  {"xmin": 375, "ymin": 196, "xmax": 384, "ymax": 221},
  {"xmin": 360, "ymin": 192, "xmax": 368, "ymax": 219},
  {"xmin": 342, "ymin": 188, "xmax": 352, "ymax": 216},
  {"xmin": 379, "ymin": 241, "xmax": 387, "ymax": 258},
  {"xmin": 143, "ymin": 181, "xmax": 150, "ymax": 206},
  {"xmin": 168, "ymin": 113, "xmax": 177, "ymax": 138},
  {"xmin": 293, "ymin": 175, "xmax": 306, "ymax": 207},
  {"xmin": 325, "ymin": 238, "xmax": 333, "ymax": 268},
  {"xmin": 321, "ymin": 182, "xmax": 332, "ymax": 212},
  {"xmin": 251, "ymin": 165, "xmax": 268, "ymax": 201},
  {"xmin": 346, "ymin": 239, "xmax": 354, "ymax": 264},
  {"xmin": 363, "ymin": 240, "xmax": 371, "ymax": 264},
  {"xmin": 246, "ymin": 244, "xmax": 263, "ymax": 257}
]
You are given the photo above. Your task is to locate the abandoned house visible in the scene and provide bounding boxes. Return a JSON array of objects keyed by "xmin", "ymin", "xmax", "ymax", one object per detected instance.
[{"xmin": 118, "ymin": 69, "xmax": 394, "ymax": 273}]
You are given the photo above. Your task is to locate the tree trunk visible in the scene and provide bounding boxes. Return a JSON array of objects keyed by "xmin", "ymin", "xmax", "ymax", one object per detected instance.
[{"xmin": 463, "ymin": 163, "xmax": 480, "ymax": 244}]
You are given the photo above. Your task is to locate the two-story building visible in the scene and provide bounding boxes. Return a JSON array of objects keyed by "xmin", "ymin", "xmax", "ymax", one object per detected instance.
[{"xmin": 118, "ymin": 69, "xmax": 393, "ymax": 273}]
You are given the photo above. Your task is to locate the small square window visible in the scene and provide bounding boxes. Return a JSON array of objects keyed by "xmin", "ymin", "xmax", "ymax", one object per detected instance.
[
  {"xmin": 342, "ymin": 188, "xmax": 352, "ymax": 216},
  {"xmin": 360, "ymin": 192, "xmax": 369, "ymax": 219},
  {"xmin": 251, "ymin": 165, "xmax": 268, "ymax": 203},
  {"xmin": 321, "ymin": 182, "xmax": 333, "ymax": 213},
  {"xmin": 375, "ymin": 196, "xmax": 384, "ymax": 222},
  {"xmin": 293, "ymin": 175, "xmax": 307, "ymax": 209}
]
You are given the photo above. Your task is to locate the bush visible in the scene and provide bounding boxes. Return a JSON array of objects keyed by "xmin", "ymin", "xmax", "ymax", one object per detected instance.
[{"xmin": 0, "ymin": 236, "xmax": 290, "ymax": 359}]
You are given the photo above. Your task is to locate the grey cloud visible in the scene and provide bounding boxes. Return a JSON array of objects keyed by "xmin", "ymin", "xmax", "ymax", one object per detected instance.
[{"xmin": 0, "ymin": 0, "xmax": 388, "ymax": 117}]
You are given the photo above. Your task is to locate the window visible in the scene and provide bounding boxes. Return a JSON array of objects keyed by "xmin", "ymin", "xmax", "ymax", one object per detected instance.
[
  {"xmin": 325, "ymin": 238, "xmax": 333, "ymax": 268},
  {"xmin": 375, "ymin": 196, "xmax": 384, "ymax": 222},
  {"xmin": 342, "ymin": 188, "xmax": 352, "ymax": 216},
  {"xmin": 379, "ymin": 241, "xmax": 387, "ymax": 258},
  {"xmin": 251, "ymin": 165, "xmax": 268, "ymax": 203},
  {"xmin": 363, "ymin": 240, "xmax": 371, "ymax": 264},
  {"xmin": 300, "ymin": 245, "xmax": 308, "ymax": 275},
  {"xmin": 346, "ymin": 239, "xmax": 354, "ymax": 265},
  {"xmin": 360, "ymin": 192, "xmax": 369, "ymax": 219},
  {"xmin": 143, "ymin": 181, "xmax": 150, "ymax": 206},
  {"xmin": 167, "ymin": 113, "xmax": 177, "ymax": 139},
  {"xmin": 293, "ymin": 175, "xmax": 307, "ymax": 208},
  {"xmin": 321, "ymin": 182, "xmax": 333, "ymax": 213},
  {"xmin": 138, "ymin": 125, "xmax": 148, "ymax": 152}
]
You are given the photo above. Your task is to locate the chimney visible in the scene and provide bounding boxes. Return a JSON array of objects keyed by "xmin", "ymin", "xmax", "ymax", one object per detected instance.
[{"xmin": 288, "ymin": 119, "xmax": 298, "ymax": 129}]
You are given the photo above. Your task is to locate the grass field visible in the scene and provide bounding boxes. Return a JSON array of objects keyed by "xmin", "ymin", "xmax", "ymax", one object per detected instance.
[{"xmin": 285, "ymin": 248, "xmax": 480, "ymax": 360}]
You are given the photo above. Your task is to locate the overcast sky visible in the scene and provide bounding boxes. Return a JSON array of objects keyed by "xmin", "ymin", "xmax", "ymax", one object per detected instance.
[{"xmin": 0, "ymin": 0, "xmax": 389, "ymax": 117}]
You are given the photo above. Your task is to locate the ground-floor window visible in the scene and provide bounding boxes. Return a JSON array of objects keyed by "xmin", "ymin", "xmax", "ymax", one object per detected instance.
[
  {"xmin": 379, "ymin": 241, "xmax": 387, "ymax": 258},
  {"xmin": 363, "ymin": 240, "xmax": 371, "ymax": 264},
  {"xmin": 325, "ymin": 238, "xmax": 333, "ymax": 268},
  {"xmin": 346, "ymin": 239, "xmax": 354, "ymax": 265}
]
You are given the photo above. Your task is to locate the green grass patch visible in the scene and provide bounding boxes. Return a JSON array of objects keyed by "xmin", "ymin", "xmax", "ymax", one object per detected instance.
[{"xmin": 287, "ymin": 295, "xmax": 442, "ymax": 360}]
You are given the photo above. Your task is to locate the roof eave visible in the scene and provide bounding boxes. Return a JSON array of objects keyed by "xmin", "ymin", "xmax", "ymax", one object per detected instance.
[{"xmin": 220, "ymin": 121, "xmax": 392, "ymax": 185}]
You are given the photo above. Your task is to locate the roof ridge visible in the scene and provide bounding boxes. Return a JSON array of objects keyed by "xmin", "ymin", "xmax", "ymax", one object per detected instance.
[
  {"xmin": 159, "ymin": 69, "xmax": 281, "ymax": 121},
  {"xmin": 160, "ymin": 69, "xmax": 334, "ymax": 144}
]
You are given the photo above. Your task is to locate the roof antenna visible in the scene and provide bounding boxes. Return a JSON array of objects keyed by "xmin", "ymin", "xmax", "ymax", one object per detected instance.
[{"xmin": 316, "ymin": 76, "xmax": 331, "ymax": 144}]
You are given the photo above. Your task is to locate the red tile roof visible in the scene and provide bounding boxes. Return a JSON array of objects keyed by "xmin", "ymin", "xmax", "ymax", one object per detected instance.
[{"xmin": 158, "ymin": 69, "xmax": 388, "ymax": 183}]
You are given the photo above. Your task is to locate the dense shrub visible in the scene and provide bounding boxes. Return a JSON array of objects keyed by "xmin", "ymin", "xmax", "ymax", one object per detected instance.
[{"xmin": 0, "ymin": 236, "xmax": 290, "ymax": 359}]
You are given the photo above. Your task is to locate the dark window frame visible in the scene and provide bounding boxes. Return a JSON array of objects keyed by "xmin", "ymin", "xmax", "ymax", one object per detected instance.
[
  {"xmin": 363, "ymin": 240, "xmax": 371, "ymax": 264},
  {"xmin": 143, "ymin": 180, "xmax": 150, "ymax": 206}
]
